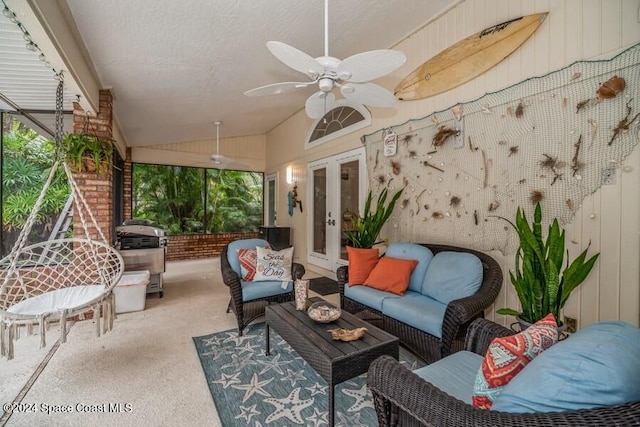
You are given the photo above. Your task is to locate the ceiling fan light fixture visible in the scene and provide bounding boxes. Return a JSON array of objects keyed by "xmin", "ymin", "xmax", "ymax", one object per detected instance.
[{"xmin": 318, "ymin": 78, "xmax": 334, "ymax": 92}]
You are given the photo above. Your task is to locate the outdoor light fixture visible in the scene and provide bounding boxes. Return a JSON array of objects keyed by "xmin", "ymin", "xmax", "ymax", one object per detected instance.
[
  {"xmin": 285, "ymin": 165, "xmax": 302, "ymax": 215},
  {"xmin": 286, "ymin": 165, "xmax": 294, "ymax": 185}
]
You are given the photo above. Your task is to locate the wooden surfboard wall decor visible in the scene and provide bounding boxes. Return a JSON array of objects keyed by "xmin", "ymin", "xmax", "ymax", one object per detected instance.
[{"xmin": 394, "ymin": 13, "xmax": 548, "ymax": 101}]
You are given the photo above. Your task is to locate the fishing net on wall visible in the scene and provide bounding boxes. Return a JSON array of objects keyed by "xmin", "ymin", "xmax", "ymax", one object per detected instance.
[{"xmin": 361, "ymin": 43, "xmax": 640, "ymax": 255}]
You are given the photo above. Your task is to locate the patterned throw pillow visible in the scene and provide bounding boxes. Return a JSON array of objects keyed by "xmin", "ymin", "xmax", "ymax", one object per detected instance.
[
  {"xmin": 472, "ymin": 313, "xmax": 559, "ymax": 409},
  {"xmin": 237, "ymin": 246, "xmax": 269, "ymax": 281},
  {"xmin": 253, "ymin": 246, "xmax": 294, "ymax": 282}
]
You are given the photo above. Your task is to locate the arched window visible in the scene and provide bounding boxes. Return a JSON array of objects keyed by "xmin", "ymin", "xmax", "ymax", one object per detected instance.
[{"xmin": 306, "ymin": 102, "xmax": 371, "ymax": 148}]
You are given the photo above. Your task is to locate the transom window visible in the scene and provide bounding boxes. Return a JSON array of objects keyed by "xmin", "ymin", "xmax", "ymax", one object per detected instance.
[{"xmin": 306, "ymin": 102, "xmax": 371, "ymax": 148}]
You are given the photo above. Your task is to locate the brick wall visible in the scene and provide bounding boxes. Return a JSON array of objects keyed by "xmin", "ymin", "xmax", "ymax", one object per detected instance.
[
  {"xmin": 165, "ymin": 232, "xmax": 259, "ymax": 261},
  {"xmin": 71, "ymin": 174, "xmax": 113, "ymax": 243},
  {"xmin": 72, "ymin": 89, "xmax": 114, "ymax": 244},
  {"xmin": 123, "ymin": 147, "xmax": 132, "ymax": 221}
]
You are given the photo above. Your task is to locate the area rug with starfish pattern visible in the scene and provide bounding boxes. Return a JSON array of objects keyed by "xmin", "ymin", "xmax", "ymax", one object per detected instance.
[{"xmin": 193, "ymin": 323, "xmax": 425, "ymax": 426}]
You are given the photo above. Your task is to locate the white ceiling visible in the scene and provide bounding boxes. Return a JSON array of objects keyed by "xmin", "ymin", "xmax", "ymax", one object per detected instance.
[
  {"xmin": 0, "ymin": 7, "xmax": 77, "ymax": 136},
  {"xmin": 60, "ymin": 0, "xmax": 456, "ymax": 147}
]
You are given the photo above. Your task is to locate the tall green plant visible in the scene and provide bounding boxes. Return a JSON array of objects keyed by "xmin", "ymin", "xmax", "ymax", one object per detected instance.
[
  {"xmin": 497, "ymin": 202, "xmax": 599, "ymax": 324},
  {"xmin": 343, "ymin": 187, "xmax": 403, "ymax": 248}
]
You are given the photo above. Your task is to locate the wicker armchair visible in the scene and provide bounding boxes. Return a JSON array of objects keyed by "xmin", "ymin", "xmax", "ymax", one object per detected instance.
[
  {"xmin": 337, "ymin": 243, "xmax": 503, "ymax": 363},
  {"xmin": 221, "ymin": 238, "xmax": 305, "ymax": 335},
  {"xmin": 368, "ymin": 318, "xmax": 640, "ymax": 426}
]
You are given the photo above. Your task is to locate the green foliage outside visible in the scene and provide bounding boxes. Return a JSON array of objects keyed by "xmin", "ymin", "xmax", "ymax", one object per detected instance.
[
  {"xmin": 132, "ymin": 164, "xmax": 263, "ymax": 235},
  {"xmin": 1, "ymin": 117, "xmax": 70, "ymax": 255}
]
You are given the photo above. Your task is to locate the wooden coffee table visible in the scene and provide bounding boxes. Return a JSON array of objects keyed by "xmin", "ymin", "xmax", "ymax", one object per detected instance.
[{"xmin": 265, "ymin": 297, "xmax": 399, "ymax": 426}]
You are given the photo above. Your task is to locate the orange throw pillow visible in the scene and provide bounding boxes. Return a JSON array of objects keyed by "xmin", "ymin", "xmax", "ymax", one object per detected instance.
[
  {"xmin": 363, "ymin": 256, "xmax": 418, "ymax": 295},
  {"xmin": 346, "ymin": 246, "xmax": 379, "ymax": 285}
]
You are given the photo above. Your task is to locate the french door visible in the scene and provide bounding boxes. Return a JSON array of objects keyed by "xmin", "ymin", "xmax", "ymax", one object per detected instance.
[
  {"xmin": 264, "ymin": 173, "xmax": 277, "ymax": 226},
  {"xmin": 307, "ymin": 148, "xmax": 367, "ymax": 272}
]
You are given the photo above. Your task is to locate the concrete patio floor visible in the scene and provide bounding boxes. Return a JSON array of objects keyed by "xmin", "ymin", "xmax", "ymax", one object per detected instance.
[{"xmin": 1, "ymin": 257, "xmax": 334, "ymax": 426}]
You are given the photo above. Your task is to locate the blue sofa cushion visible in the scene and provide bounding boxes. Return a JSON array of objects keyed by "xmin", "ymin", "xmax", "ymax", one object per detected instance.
[
  {"xmin": 413, "ymin": 350, "xmax": 483, "ymax": 404},
  {"xmin": 344, "ymin": 283, "xmax": 400, "ymax": 312},
  {"xmin": 241, "ymin": 279, "xmax": 292, "ymax": 302},
  {"xmin": 381, "ymin": 291, "xmax": 447, "ymax": 338},
  {"xmin": 227, "ymin": 238, "xmax": 270, "ymax": 277},
  {"xmin": 385, "ymin": 242, "xmax": 434, "ymax": 293},
  {"xmin": 422, "ymin": 251, "xmax": 483, "ymax": 304},
  {"xmin": 492, "ymin": 321, "xmax": 640, "ymax": 413}
]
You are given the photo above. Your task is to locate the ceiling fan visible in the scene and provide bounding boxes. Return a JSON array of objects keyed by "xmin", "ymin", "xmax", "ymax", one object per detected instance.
[
  {"xmin": 210, "ymin": 121, "xmax": 248, "ymax": 170},
  {"xmin": 244, "ymin": 0, "xmax": 406, "ymax": 119}
]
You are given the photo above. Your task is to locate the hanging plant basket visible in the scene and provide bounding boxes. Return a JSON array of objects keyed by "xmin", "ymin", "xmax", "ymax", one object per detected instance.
[{"xmin": 62, "ymin": 133, "xmax": 114, "ymax": 174}]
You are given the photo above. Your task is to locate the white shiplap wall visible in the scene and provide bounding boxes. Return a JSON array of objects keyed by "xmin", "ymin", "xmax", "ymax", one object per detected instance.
[
  {"xmin": 131, "ymin": 133, "xmax": 266, "ymax": 171},
  {"xmin": 266, "ymin": 0, "xmax": 640, "ymax": 328}
]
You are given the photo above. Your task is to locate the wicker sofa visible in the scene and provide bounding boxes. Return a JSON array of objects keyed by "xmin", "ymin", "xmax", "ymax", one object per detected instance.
[
  {"xmin": 368, "ymin": 318, "xmax": 640, "ymax": 426},
  {"xmin": 337, "ymin": 243, "xmax": 502, "ymax": 363}
]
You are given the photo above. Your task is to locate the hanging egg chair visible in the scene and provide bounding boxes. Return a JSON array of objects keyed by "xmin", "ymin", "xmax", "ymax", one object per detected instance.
[{"xmin": 0, "ymin": 74, "xmax": 124, "ymax": 360}]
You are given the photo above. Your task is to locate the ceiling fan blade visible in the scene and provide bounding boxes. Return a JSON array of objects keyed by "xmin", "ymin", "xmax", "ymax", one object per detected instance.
[
  {"xmin": 210, "ymin": 154, "xmax": 228, "ymax": 164},
  {"xmin": 267, "ymin": 41, "xmax": 324, "ymax": 79},
  {"xmin": 244, "ymin": 81, "xmax": 315, "ymax": 97},
  {"xmin": 305, "ymin": 91, "xmax": 336, "ymax": 119},
  {"xmin": 209, "ymin": 154, "xmax": 250, "ymax": 170},
  {"xmin": 336, "ymin": 49, "xmax": 407, "ymax": 82},
  {"xmin": 341, "ymin": 82, "xmax": 398, "ymax": 107},
  {"xmin": 225, "ymin": 159, "xmax": 250, "ymax": 170}
]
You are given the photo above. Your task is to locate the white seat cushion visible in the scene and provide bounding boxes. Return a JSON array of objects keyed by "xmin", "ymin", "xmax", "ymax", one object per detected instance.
[{"xmin": 7, "ymin": 285, "xmax": 106, "ymax": 316}]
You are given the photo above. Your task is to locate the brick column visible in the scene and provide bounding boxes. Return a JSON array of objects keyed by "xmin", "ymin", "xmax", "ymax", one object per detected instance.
[
  {"xmin": 72, "ymin": 89, "xmax": 114, "ymax": 244},
  {"xmin": 123, "ymin": 147, "xmax": 133, "ymax": 221}
]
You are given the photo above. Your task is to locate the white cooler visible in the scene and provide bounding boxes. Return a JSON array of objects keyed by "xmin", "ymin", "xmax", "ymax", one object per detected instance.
[{"xmin": 114, "ymin": 270, "xmax": 150, "ymax": 314}]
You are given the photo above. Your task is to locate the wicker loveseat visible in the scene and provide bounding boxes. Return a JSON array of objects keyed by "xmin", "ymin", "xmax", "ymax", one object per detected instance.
[
  {"xmin": 368, "ymin": 318, "xmax": 640, "ymax": 426},
  {"xmin": 337, "ymin": 243, "xmax": 502, "ymax": 363}
]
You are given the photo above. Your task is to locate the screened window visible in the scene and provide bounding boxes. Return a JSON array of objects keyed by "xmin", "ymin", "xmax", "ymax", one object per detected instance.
[
  {"xmin": 132, "ymin": 163, "xmax": 263, "ymax": 235},
  {"xmin": 1, "ymin": 114, "xmax": 71, "ymax": 257}
]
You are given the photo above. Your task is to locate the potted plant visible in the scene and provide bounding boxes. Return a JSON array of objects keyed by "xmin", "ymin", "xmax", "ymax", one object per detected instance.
[
  {"xmin": 497, "ymin": 202, "xmax": 599, "ymax": 329},
  {"xmin": 62, "ymin": 133, "xmax": 113, "ymax": 173},
  {"xmin": 343, "ymin": 186, "xmax": 404, "ymax": 249}
]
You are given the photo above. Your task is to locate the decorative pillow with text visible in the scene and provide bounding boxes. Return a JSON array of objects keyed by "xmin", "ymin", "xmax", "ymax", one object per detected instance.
[
  {"xmin": 253, "ymin": 246, "xmax": 294, "ymax": 282},
  {"xmin": 237, "ymin": 245, "xmax": 269, "ymax": 281},
  {"xmin": 472, "ymin": 313, "xmax": 559, "ymax": 409}
]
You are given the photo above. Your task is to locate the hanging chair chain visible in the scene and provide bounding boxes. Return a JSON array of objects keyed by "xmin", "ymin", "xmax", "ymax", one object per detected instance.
[{"xmin": 55, "ymin": 71, "xmax": 64, "ymax": 146}]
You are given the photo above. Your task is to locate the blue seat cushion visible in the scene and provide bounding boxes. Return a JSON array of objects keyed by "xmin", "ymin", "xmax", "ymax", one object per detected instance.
[
  {"xmin": 492, "ymin": 321, "xmax": 640, "ymax": 413},
  {"xmin": 385, "ymin": 243, "xmax": 434, "ymax": 293},
  {"xmin": 344, "ymin": 283, "xmax": 400, "ymax": 312},
  {"xmin": 422, "ymin": 251, "xmax": 483, "ymax": 304},
  {"xmin": 226, "ymin": 238, "xmax": 270, "ymax": 277},
  {"xmin": 381, "ymin": 291, "xmax": 447, "ymax": 338},
  {"xmin": 413, "ymin": 351, "xmax": 483, "ymax": 404},
  {"xmin": 241, "ymin": 279, "xmax": 292, "ymax": 302}
]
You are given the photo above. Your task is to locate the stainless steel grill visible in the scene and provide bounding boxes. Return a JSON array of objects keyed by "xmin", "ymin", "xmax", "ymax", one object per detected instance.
[{"xmin": 116, "ymin": 220, "xmax": 167, "ymax": 297}]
